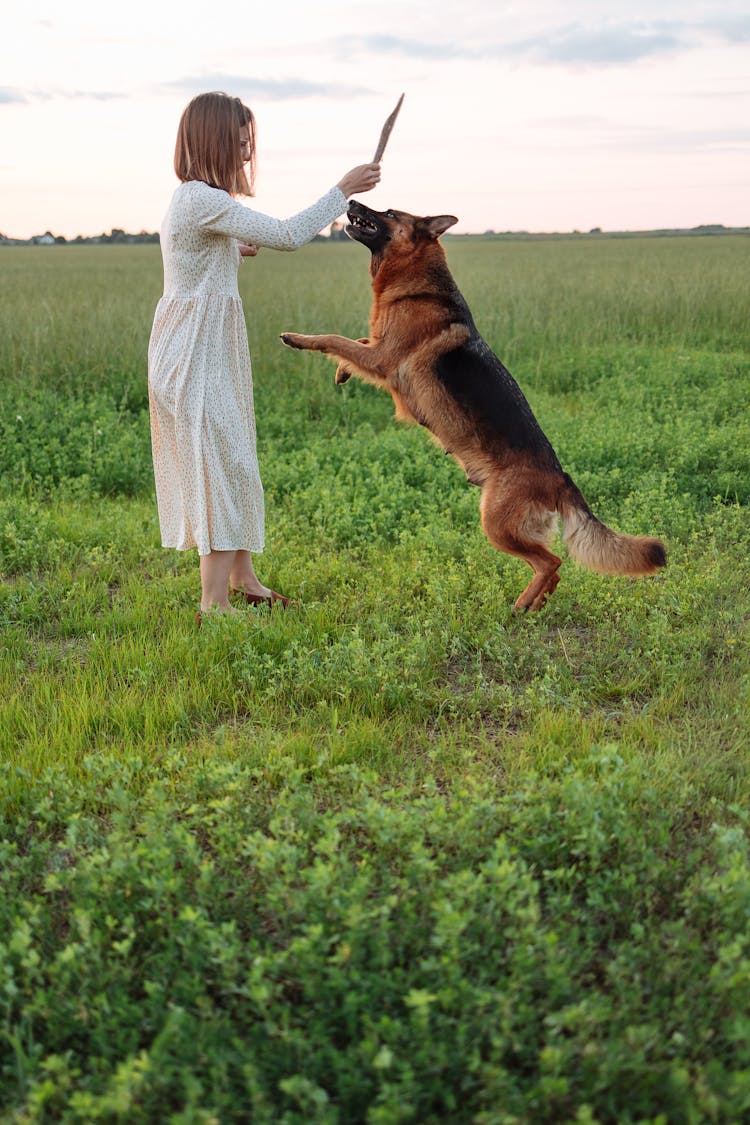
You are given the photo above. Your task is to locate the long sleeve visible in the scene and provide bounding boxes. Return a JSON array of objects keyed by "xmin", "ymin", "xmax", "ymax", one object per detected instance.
[{"xmin": 190, "ymin": 181, "xmax": 348, "ymax": 251}]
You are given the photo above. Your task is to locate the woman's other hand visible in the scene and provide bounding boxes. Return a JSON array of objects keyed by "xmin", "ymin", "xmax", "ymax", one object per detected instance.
[
  {"xmin": 239, "ymin": 243, "xmax": 259, "ymax": 257},
  {"xmin": 336, "ymin": 163, "xmax": 381, "ymax": 198}
]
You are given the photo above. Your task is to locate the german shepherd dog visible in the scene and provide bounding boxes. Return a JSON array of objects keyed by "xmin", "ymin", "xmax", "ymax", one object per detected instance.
[{"xmin": 281, "ymin": 201, "xmax": 666, "ymax": 611}]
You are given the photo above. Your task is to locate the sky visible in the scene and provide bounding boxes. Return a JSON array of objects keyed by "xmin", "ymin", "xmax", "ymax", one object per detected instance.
[{"xmin": 2, "ymin": 0, "xmax": 749, "ymax": 238}]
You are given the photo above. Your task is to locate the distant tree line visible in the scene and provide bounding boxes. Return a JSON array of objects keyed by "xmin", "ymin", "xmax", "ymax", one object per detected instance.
[
  {"xmin": 0, "ymin": 229, "xmax": 160, "ymax": 247},
  {"xmin": 2, "ymin": 222, "xmax": 747, "ymax": 248}
]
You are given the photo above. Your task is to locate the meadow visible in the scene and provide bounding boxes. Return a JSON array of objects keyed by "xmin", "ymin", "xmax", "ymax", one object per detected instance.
[{"xmin": 0, "ymin": 232, "xmax": 749, "ymax": 1123}]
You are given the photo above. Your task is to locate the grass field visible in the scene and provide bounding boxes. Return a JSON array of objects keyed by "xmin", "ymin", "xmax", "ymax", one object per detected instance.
[{"xmin": 1, "ymin": 234, "xmax": 749, "ymax": 1123}]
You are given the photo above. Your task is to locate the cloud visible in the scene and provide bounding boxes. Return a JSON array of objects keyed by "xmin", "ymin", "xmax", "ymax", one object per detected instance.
[
  {"xmin": 608, "ymin": 124, "xmax": 750, "ymax": 154},
  {"xmin": 332, "ymin": 34, "xmax": 472, "ymax": 62},
  {"xmin": 514, "ymin": 23, "xmax": 686, "ymax": 65},
  {"xmin": 0, "ymin": 86, "xmax": 124, "ymax": 105},
  {"xmin": 0, "ymin": 88, "xmax": 28, "ymax": 104},
  {"xmin": 330, "ymin": 24, "xmax": 686, "ymax": 66},
  {"xmin": 163, "ymin": 74, "xmax": 373, "ymax": 101},
  {"xmin": 701, "ymin": 13, "xmax": 750, "ymax": 42},
  {"xmin": 58, "ymin": 90, "xmax": 124, "ymax": 101},
  {"xmin": 2, "ymin": 73, "xmax": 373, "ymax": 110},
  {"xmin": 532, "ymin": 114, "xmax": 750, "ymax": 155},
  {"xmin": 330, "ymin": 14, "xmax": 750, "ymax": 68}
]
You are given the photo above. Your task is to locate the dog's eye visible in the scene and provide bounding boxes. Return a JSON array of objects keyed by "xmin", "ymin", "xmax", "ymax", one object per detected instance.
[{"xmin": 385, "ymin": 210, "xmax": 396, "ymax": 219}]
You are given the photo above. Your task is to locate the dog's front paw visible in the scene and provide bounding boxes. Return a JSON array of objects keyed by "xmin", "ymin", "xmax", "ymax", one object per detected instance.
[
  {"xmin": 335, "ymin": 363, "xmax": 352, "ymax": 385},
  {"xmin": 280, "ymin": 332, "xmax": 307, "ymax": 350}
]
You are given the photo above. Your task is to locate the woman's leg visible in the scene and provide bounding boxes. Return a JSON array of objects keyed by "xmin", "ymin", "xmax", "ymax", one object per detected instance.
[
  {"xmin": 229, "ymin": 551, "xmax": 288, "ymax": 603},
  {"xmin": 228, "ymin": 550, "xmax": 271, "ymax": 596},
  {"xmin": 199, "ymin": 550, "xmax": 236, "ymax": 612}
]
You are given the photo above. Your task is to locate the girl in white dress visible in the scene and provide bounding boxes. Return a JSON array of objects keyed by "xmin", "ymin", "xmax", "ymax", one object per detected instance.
[{"xmin": 148, "ymin": 91, "xmax": 380, "ymax": 620}]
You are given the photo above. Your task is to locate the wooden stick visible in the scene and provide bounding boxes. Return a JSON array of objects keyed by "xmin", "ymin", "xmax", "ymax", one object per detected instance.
[{"xmin": 373, "ymin": 93, "xmax": 405, "ymax": 162}]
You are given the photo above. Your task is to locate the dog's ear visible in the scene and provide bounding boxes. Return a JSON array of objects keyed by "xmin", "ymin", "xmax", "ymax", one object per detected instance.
[{"xmin": 422, "ymin": 215, "xmax": 458, "ymax": 239}]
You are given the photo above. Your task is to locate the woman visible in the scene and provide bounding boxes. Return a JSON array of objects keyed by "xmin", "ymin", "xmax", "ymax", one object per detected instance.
[{"xmin": 148, "ymin": 91, "xmax": 380, "ymax": 621}]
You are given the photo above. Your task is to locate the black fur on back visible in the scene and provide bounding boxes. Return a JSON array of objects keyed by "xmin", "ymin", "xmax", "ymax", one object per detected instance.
[
  {"xmin": 435, "ymin": 329, "xmax": 562, "ymax": 469},
  {"xmin": 405, "ymin": 264, "xmax": 561, "ymax": 467}
]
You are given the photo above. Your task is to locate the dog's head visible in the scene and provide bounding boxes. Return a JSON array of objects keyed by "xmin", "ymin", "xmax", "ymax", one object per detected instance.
[{"xmin": 346, "ymin": 200, "xmax": 458, "ymax": 272}]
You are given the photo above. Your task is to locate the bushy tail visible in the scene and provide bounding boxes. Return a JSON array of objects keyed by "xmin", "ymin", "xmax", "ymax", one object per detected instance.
[{"xmin": 558, "ymin": 475, "xmax": 666, "ymax": 576}]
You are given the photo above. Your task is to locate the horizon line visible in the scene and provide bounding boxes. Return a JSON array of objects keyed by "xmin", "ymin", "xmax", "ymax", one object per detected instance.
[{"xmin": 2, "ymin": 221, "xmax": 749, "ymax": 245}]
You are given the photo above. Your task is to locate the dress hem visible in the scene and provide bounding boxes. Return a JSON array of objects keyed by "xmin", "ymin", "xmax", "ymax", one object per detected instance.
[{"xmin": 161, "ymin": 541, "xmax": 265, "ymax": 556}]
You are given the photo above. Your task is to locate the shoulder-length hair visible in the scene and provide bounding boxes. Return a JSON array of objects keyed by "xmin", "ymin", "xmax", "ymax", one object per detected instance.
[{"xmin": 174, "ymin": 92, "xmax": 256, "ymax": 196}]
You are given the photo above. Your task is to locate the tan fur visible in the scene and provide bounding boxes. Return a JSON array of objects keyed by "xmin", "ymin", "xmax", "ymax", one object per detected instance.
[
  {"xmin": 282, "ymin": 203, "xmax": 666, "ymax": 611},
  {"xmin": 561, "ymin": 503, "xmax": 665, "ymax": 576}
]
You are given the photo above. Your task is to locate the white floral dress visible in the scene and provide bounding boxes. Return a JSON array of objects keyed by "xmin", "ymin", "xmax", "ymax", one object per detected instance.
[{"xmin": 148, "ymin": 179, "xmax": 346, "ymax": 555}]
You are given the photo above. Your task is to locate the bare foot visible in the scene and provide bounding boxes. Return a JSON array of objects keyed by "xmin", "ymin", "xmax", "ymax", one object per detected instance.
[
  {"xmin": 196, "ymin": 604, "xmax": 242, "ymax": 626},
  {"xmin": 230, "ymin": 580, "xmax": 272, "ymax": 599},
  {"xmin": 230, "ymin": 585, "xmax": 290, "ymax": 608}
]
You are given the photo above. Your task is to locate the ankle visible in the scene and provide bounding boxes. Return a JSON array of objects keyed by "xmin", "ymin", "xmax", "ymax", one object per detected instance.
[
  {"xmin": 230, "ymin": 578, "xmax": 268, "ymax": 595},
  {"xmin": 200, "ymin": 597, "xmax": 232, "ymax": 613}
]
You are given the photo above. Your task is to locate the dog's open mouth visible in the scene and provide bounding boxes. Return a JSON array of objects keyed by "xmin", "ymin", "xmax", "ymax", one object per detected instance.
[{"xmin": 347, "ymin": 211, "xmax": 379, "ymax": 238}]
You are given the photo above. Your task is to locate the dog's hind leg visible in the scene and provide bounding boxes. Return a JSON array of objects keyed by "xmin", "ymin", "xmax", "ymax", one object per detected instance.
[
  {"xmin": 510, "ymin": 550, "xmax": 561, "ymax": 613},
  {"xmin": 479, "ymin": 478, "xmax": 562, "ymax": 612}
]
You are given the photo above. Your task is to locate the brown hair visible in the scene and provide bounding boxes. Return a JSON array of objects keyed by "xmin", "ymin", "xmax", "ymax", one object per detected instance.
[{"xmin": 174, "ymin": 92, "xmax": 256, "ymax": 196}]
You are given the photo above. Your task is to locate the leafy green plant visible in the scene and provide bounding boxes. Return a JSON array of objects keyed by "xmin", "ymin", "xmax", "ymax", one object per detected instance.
[
  {"xmin": 0, "ymin": 235, "xmax": 748, "ymax": 1122},
  {"xmin": 1, "ymin": 754, "xmax": 749, "ymax": 1122}
]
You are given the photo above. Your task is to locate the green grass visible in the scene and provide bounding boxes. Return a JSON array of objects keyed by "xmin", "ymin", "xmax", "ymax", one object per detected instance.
[{"xmin": 0, "ymin": 235, "xmax": 749, "ymax": 1122}]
